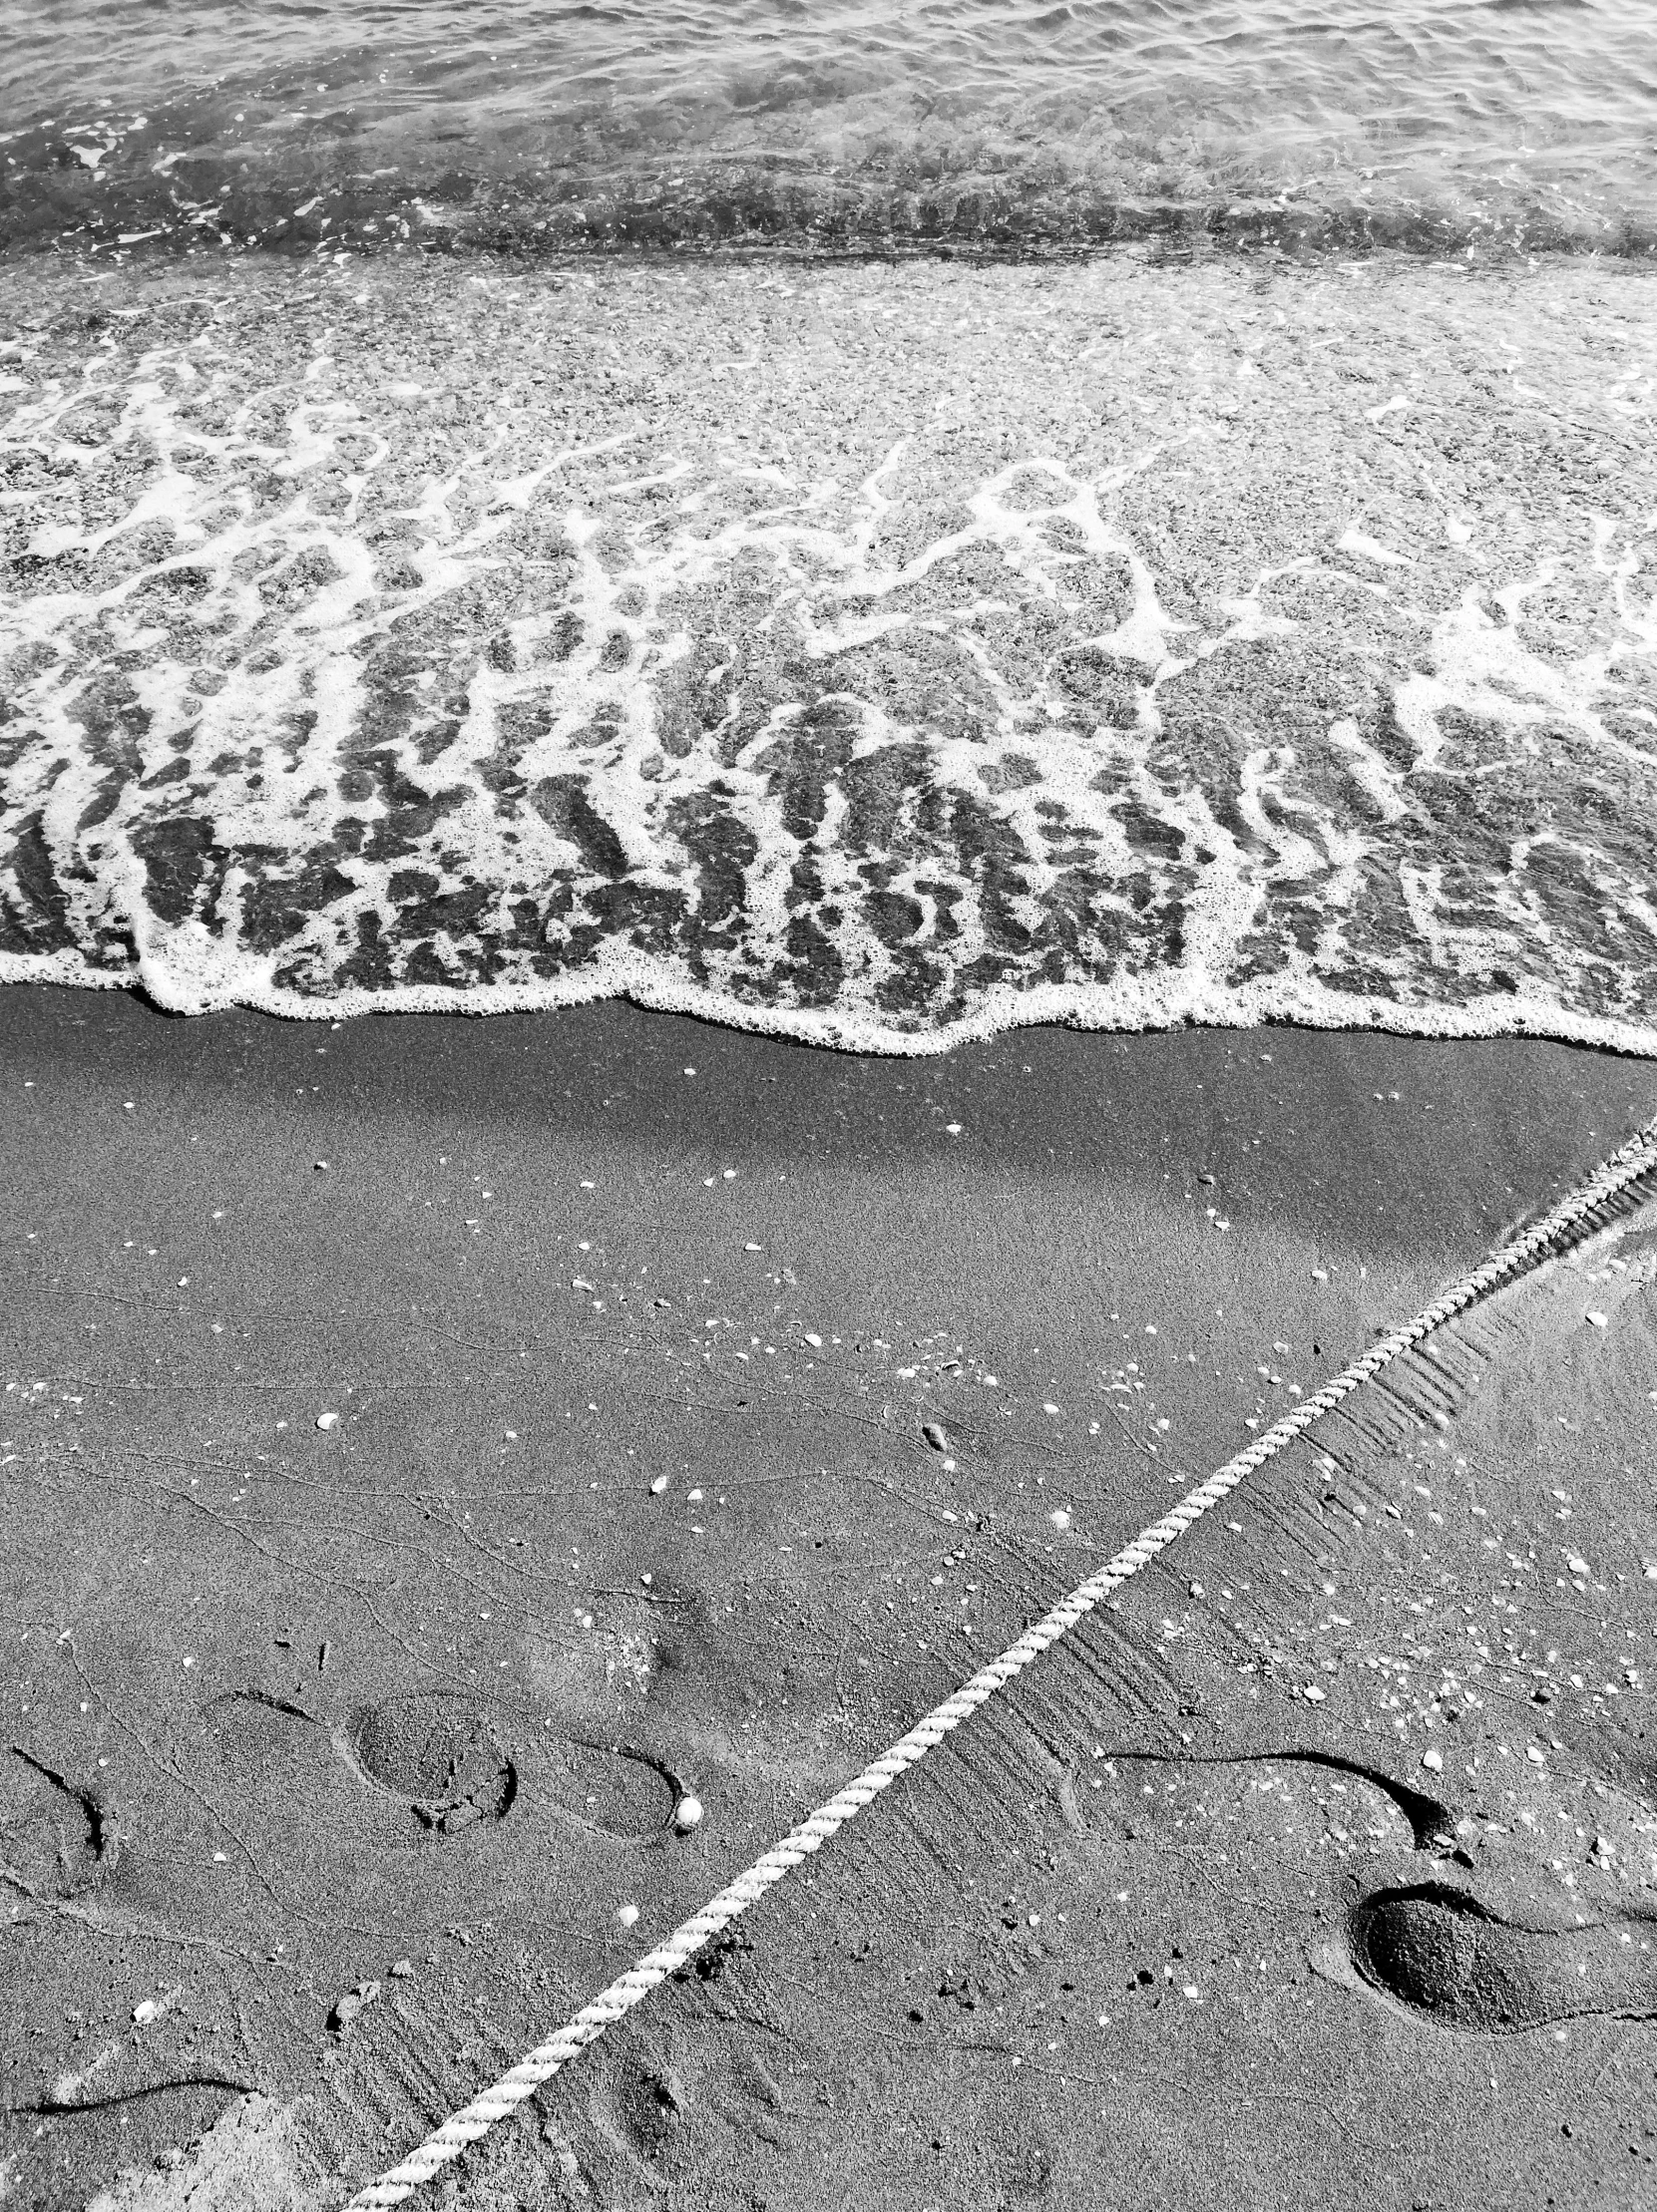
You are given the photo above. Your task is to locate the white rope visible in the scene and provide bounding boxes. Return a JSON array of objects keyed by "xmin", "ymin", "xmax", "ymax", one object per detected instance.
[{"xmin": 344, "ymin": 1112, "xmax": 1657, "ymax": 2209}]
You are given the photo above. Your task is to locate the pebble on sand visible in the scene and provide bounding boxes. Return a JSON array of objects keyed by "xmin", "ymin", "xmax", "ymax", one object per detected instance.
[
  {"xmin": 650, "ymin": 1475, "xmax": 669, "ymax": 1494},
  {"xmin": 617, "ymin": 1904, "xmax": 639, "ymax": 1928},
  {"xmin": 316, "ymin": 1412, "xmax": 339, "ymax": 1430},
  {"xmin": 674, "ymin": 1794, "xmax": 704, "ymax": 1833},
  {"xmin": 1049, "ymin": 1507, "xmax": 1072, "ymax": 1533},
  {"xmin": 1421, "ymin": 1748, "xmax": 1444, "ymax": 1772},
  {"xmin": 329, "ymin": 1981, "xmax": 380, "ymax": 2031}
]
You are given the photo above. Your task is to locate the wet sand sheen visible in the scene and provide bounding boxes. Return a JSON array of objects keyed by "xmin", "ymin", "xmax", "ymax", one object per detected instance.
[{"xmin": 3, "ymin": 985, "xmax": 1656, "ymax": 2206}]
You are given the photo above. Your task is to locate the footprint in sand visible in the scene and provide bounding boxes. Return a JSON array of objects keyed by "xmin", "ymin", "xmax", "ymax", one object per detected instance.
[
  {"xmin": 541, "ymin": 1737, "xmax": 680, "ymax": 1840},
  {"xmin": 1094, "ymin": 1745, "xmax": 1657, "ymax": 2034},
  {"xmin": 1349, "ymin": 1880, "xmax": 1657, "ymax": 2031},
  {"xmin": 207, "ymin": 1685, "xmax": 681, "ymax": 1849},
  {"xmin": 1, "ymin": 1745, "xmax": 114, "ymax": 1900},
  {"xmin": 349, "ymin": 1695, "xmax": 680, "ymax": 1838},
  {"xmin": 349, "ymin": 1694, "xmax": 518, "ymax": 1835}
]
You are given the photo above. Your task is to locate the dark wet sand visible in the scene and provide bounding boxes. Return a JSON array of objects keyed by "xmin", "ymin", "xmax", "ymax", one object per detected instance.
[{"xmin": 3, "ymin": 986, "xmax": 1657, "ymax": 2210}]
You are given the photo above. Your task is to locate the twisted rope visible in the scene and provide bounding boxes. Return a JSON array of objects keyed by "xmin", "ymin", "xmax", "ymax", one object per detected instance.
[{"xmin": 346, "ymin": 1112, "xmax": 1657, "ymax": 2209}]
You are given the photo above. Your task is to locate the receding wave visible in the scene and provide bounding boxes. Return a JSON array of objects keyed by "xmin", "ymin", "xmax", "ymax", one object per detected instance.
[
  {"xmin": 2, "ymin": 251, "xmax": 1655, "ymax": 1053},
  {"xmin": 3, "ymin": 0, "xmax": 1656, "ymax": 260}
]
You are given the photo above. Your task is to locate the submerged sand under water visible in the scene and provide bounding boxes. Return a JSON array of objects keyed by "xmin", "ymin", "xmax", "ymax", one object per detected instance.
[{"xmin": 1, "ymin": 247, "xmax": 1655, "ymax": 1051}]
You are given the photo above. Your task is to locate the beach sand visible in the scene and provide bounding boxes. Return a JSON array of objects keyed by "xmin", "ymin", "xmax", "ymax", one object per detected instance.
[{"xmin": 4, "ymin": 985, "xmax": 1656, "ymax": 2209}]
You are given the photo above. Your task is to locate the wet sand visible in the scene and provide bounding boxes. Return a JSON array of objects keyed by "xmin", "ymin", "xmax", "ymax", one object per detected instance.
[{"xmin": 3, "ymin": 986, "xmax": 1657, "ymax": 2209}]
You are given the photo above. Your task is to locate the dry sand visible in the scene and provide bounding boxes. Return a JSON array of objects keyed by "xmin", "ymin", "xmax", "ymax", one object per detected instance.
[{"xmin": 3, "ymin": 986, "xmax": 1657, "ymax": 2209}]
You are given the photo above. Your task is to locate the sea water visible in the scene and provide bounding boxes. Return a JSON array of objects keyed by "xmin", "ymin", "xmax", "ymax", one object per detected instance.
[
  {"xmin": 4, "ymin": 0, "xmax": 1657, "ymax": 256},
  {"xmin": 2, "ymin": 5, "xmax": 1655, "ymax": 1052}
]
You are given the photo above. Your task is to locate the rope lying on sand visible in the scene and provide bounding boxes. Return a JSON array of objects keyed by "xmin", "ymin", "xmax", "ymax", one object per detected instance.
[{"xmin": 345, "ymin": 1112, "xmax": 1657, "ymax": 2210}]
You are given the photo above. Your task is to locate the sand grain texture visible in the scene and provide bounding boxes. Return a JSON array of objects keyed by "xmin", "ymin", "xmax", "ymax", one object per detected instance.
[{"xmin": 3, "ymin": 987, "xmax": 1656, "ymax": 2207}]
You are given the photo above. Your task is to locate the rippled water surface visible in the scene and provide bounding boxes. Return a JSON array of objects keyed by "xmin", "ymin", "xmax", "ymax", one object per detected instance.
[{"xmin": 3, "ymin": 0, "xmax": 1655, "ymax": 254}]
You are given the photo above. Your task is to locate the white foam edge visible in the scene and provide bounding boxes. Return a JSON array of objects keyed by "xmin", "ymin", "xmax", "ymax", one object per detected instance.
[{"xmin": 4, "ymin": 943, "xmax": 1656, "ymax": 1062}]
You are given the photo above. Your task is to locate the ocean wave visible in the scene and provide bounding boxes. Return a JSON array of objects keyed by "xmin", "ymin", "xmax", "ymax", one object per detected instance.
[{"xmin": 2, "ymin": 251, "xmax": 1655, "ymax": 1053}]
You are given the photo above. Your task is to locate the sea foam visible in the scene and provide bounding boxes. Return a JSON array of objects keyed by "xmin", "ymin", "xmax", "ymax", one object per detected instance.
[{"xmin": 2, "ymin": 251, "xmax": 1654, "ymax": 1054}]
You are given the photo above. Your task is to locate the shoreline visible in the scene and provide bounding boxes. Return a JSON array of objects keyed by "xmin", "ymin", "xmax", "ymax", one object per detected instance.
[
  {"xmin": 4, "ymin": 249, "xmax": 1655, "ymax": 1049},
  {"xmin": 4, "ymin": 989, "xmax": 1656, "ymax": 2208},
  {"xmin": 9, "ymin": 219, "xmax": 1657, "ymax": 271},
  {"xmin": 10, "ymin": 959, "xmax": 1657, "ymax": 1063}
]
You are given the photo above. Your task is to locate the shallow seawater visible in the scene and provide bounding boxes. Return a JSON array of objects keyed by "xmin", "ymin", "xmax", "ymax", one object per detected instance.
[
  {"xmin": 2, "ymin": 12, "xmax": 1656, "ymax": 1056},
  {"xmin": 2, "ymin": 251, "xmax": 1654, "ymax": 1051},
  {"xmin": 2, "ymin": 0, "xmax": 1656, "ymax": 256}
]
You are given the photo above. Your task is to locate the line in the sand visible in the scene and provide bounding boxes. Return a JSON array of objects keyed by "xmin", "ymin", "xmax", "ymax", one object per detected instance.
[{"xmin": 342, "ymin": 1111, "xmax": 1657, "ymax": 2211}]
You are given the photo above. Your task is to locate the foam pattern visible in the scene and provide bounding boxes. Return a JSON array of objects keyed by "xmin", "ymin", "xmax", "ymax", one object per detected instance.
[{"xmin": 3, "ymin": 259, "xmax": 1655, "ymax": 1051}]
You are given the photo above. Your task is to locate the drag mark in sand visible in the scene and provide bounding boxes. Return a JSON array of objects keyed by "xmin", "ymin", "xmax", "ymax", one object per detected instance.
[{"xmin": 341, "ymin": 1107, "xmax": 1657, "ymax": 2208}]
